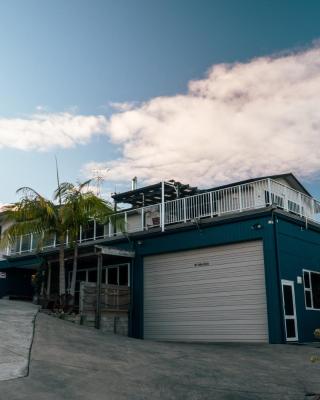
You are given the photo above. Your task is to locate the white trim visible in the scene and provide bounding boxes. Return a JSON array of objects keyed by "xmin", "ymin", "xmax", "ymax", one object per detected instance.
[{"xmin": 281, "ymin": 279, "xmax": 298, "ymax": 342}]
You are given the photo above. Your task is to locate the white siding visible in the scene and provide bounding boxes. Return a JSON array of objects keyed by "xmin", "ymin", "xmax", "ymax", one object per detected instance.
[{"xmin": 144, "ymin": 241, "xmax": 268, "ymax": 342}]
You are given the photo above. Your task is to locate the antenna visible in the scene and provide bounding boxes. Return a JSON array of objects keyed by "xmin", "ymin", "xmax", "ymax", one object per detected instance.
[
  {"xmin": 92, "ymin": 168, "xmax": 110, "ymax": 197},
  {"xmin": 55, "ymin": 155, "xmax": 62, "ymax": 205}
]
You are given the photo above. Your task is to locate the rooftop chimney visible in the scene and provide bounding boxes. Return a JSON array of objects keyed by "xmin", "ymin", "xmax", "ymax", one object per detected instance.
[{"xmin": 131, "ymin": 177, "xmax": 137, "ymax": 190}]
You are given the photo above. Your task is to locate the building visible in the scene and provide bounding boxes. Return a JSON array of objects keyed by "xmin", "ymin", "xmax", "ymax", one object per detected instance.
[{"xmin": 1, "ymin": 173, "xmax": 320, "ymax": 343}]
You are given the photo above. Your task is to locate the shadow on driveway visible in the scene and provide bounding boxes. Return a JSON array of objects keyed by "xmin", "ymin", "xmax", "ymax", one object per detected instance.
[{"xmin": 0, "ymin": 312, "xmax": 320, "ymax": 399}]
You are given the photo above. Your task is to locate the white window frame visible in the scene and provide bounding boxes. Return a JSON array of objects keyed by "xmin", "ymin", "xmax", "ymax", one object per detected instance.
[
  {"xmin": 303, "ymin": 269, "xmax": 320, "ymax": 311},
  {"xmin": 281, "ymin": 279, "xmax": 298, "ymax": 341}
]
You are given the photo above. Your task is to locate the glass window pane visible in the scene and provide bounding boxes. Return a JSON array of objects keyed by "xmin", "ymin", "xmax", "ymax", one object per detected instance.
[
  {"xmin": 311, "ymin": 273, "xmax": 320, "ymax": 309},
  {"xmin": 108, "ymin": 268, "xmax": 118, "ymax": 285},
  {"xmin": 88, "ymin": 270, "xmax": 97, "ymax": 282},
  {"xmin": 77, "ymin": 271, "xmax": 87, "ymax": 282},
  {"xmin": 21, "ymin": 235, "xmax": 31, "ymax": 252},
  {"xmin": 82, "ymin": 221, "xmax": 95, "ymax": 241},
  {"xmin": 304, "ymin": 271, "xmax": 310, "ymax": 288},
  {"xmin": 102, "ymin": 268, "xmax": 106, "ymax": 284},
  {"xmin": 283, "ymin": 285, "xmax": 294, "ymax": 316},
  {"xmin": 96, "ymin": 223, "xmax": 105, "ymax": 238},
  {"xmin": 286, "ymin": 319, "xmax": 296, "ymax": 338},
  {"xmin": 305, "ymin": 290, "xmax": 312, "ymax": 308},
  {"xmin": 119, "ymin": 265, "xmax": 128, "ymax": 286},
  {"xmin": 32, "ymin": 233, "xmax": 41, "ymax": 250}
]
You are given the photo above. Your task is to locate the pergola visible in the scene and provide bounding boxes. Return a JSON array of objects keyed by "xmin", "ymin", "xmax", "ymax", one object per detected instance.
[{"xmin": 112, "ymin": 180, "xmax": 198, "ymax": 208}]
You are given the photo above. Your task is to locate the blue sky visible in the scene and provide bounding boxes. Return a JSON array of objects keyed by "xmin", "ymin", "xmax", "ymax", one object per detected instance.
[{"xmin": 1, "ymin": 0, "xmax": 320, "ymax": 202}]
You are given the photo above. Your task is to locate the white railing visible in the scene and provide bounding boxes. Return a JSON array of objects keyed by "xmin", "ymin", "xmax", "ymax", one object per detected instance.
[{"xmin": 7, "ymin": 178, "xmax": 320, "ymax": 256}]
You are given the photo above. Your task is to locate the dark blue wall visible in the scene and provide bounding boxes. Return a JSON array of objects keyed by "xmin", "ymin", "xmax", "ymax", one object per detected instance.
[
  {"xmin": 0, "ymin": 268, "xmax": 35, "ymax": 299},
  {"xmin": 275, "ymin": 215, "xmax": 320, "ymax": 342},
  {"xmin": 127, "ymin": 212, "xmax": 286, "ymax": 343}
]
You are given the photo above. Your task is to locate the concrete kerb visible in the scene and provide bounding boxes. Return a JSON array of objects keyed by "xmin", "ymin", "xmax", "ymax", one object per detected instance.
[{"xmin": 0, "ymin": 300, "xmax": 39, "ymax": 381}]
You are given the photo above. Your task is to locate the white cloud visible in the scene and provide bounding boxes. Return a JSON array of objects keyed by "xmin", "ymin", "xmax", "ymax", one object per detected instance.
[
  {"xmin": 84, "ymin": 45, "xmax": 320, "ymax": 189},
  {"xmin": 0, "ymin": 112, "xmax": 108, "ymax": 151}
]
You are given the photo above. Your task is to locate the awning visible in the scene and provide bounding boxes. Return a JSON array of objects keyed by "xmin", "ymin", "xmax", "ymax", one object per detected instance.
[{"xmin": 0, "ymin": 257, "xmax": 44, "ymax": 270}]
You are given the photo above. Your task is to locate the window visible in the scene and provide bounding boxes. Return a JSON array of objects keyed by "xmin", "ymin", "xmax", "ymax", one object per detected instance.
[
  {"xmin": 303, "ymin": 269, "xmax": 320, "ymax": 310},
  {"xmin": 106, "ymin": 264, "xmax": 130, "ymax": 286},
  {"xmin": 68, "ymin": 263, "xmax": 130, "ymax": 293}
]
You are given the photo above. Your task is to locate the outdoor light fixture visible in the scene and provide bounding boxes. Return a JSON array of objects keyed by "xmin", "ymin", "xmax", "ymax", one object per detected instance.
[{"xmin": 251, "ymin": 223, "xmax": 262, "ymax": 230}]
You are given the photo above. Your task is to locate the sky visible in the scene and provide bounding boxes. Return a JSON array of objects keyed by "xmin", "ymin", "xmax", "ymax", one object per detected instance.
[{"xmin": 1, "ymin": 0, "xmax": 320, "ymax": 202}]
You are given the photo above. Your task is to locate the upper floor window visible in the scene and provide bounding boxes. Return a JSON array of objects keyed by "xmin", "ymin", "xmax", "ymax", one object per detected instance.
[{"xmin": 303, "ymin": 269, "xmax": 320, "ymax": 310}]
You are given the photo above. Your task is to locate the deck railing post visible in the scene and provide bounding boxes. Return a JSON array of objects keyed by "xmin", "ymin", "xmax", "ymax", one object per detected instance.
[
  {"xmin": 141, "ymin": 208, "xmax": 144, "ymax": 231},
  {"xmin": 238, "ymin": 186, "xmax": 242, "ymax": 212},
  {"xmin": 183, "ymin": 198, "xmax": 187, "ymax": 222},
  {"xmin": 299, "ymin": 193, "xmax": 303, "ymax": 217},
  {"xmin": 267, "ymin": 178, "xmax": 272, "ymax": 206},
  {"xmin": 19, "ymin": 235, "xmax": 22, "ymax": 254},
  {"xmin": 108, "ymin": 217, "xmax": 113, "ymax": 237},
  {"xmin": 30, "ymin": 233, "xmax": 33, "ymax": 252},
  {"xmin": 312, "ymin": 199, "xmax": 316, "ymax": 219},
  {"xmin": 124, "ymin": 212, "xmax": 128, "ymax": 233},
  {"xmin": 161, "ymin": 181, "xmax": 165, "ymax": 232}
]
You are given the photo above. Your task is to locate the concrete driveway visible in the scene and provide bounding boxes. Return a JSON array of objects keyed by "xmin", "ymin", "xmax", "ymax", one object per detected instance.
[
  {"xmin": 0, "ymin": 312, "xmax": 320, "ymax": 399},
  {"xmin": 0, "ymin": 300, "xmax": 38, "ymax": 381}
]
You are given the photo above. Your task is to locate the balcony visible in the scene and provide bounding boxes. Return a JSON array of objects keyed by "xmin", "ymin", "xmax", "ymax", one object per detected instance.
[{"xmin": 7, "ymin": 178, "xmax": 320, "ymax": 256}]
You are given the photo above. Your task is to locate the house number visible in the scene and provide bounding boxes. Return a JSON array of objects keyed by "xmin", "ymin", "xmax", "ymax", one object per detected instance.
[{"xmin": 194, "ymin": 262, "xmax": 210, "ymax": 267}]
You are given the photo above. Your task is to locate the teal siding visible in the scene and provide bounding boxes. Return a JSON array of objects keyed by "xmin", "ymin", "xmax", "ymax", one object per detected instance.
[{"xmin": 275, "ymin": 216, "xmax": 320, "ymax": 342}]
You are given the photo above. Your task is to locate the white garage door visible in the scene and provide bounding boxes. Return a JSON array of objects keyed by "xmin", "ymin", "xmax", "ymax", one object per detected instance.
[{"xmin": 144, "ymin": 240, "xmax": 268, "ymax": 342}]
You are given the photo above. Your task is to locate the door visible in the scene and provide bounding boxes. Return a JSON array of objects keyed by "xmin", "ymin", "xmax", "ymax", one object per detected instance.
[
  {"xmin": 144, "ymin": 241, "xmax": 269, "ymax": 342},
  {"xmin": 281, "ymin": 280, "xmax": 298, "ymax": 341}
]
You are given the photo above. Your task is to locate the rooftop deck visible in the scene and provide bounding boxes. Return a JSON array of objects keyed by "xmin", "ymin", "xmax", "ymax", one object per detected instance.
[{"xmin": 6, "ymin": 178, "xmax": 320, "ymax": 256}]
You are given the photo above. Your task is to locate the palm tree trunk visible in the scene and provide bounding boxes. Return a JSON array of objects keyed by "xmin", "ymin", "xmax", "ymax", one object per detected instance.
[
  {"xmin": 69, "ymin": 243, "xmax": 78, "ymax": 305},
  {"xmin": 59, "ymin": 236, "xmax": 66, "ymax": 303}
]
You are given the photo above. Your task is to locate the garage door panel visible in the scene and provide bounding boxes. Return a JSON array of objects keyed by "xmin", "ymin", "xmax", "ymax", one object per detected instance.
[
  {"xmin": 145, "ymin": 276, "xmax": 265, "ymax": 293},
  {"xmin": 145, "ymin": 303, "xmax": 267, "ymax": 315},
  {"xmin": 145, "ymin": 263, "xmax": 265, "ymax": 285},
  {"xmin": 146, "ymin": 255, "xmax": 264, "ymax": 275},
  {"xmin": 144, "ymin": 241, "xmax": 268, "ymax": 342},
  {"xmin": 145, "ymin": 288, "xmax": 267, "ymax": 303}
]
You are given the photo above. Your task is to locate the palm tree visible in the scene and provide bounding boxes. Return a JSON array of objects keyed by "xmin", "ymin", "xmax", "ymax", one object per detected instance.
[
  {"xmin": 56, "ymin": 180, "xmax": 115, "ymax": 305},
  {"xmin": 1, "ymin": 187, "xmax": 69, "ymax": 302}
]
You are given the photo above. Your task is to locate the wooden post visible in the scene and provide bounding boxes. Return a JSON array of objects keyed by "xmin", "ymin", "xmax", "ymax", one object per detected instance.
[
  {"xmin": 46, "ymin": 262, "xmax": 51, "ymax": 297},
  {"xmin": 95, "ymin": 253, "xmax": 103, "ymax": 329}
]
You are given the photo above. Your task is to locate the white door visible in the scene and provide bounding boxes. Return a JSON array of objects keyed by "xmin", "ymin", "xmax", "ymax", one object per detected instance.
[
  {"xmin": 144, "ymin": 241, "xmax": 269, "ymax": 342},
  {"xmin": 281, "ymin": 280, "xmax": 298, "ymax": 341}
]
